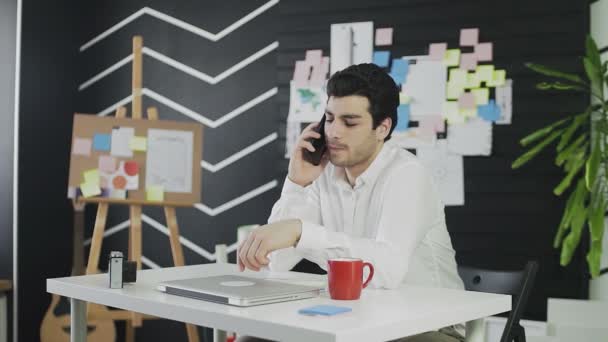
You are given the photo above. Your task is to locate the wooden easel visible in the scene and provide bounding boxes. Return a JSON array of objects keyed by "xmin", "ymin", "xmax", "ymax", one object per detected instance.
[{"xmin": 83, "ymin": 36, "xmax": 200, "ymax": 342}]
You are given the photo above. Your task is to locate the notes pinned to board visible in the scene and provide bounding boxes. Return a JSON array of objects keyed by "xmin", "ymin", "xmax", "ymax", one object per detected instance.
[
  {"xmin": 417, "ymin": 140, "xmax": 465, "ymax": 206},
  {"xmin": 375, "ymin": 27, "xmax": 393, "ymax": 46},
  {"xmin": 129, "ymin": 136, "xmax": 147, "ymax": 151},
  {"xmin": 146, "ymin": 185, "xmax": 164, "ymax": 202},
  {"xmin": 72, "ymin": 138, "xmax": 92, "ymax": 156},
  {"xmin": 402, "ymin": 59, "xmax": 446, "ymax": 116},
  {"xmin": 447, "ymin": 117, "xmax": 493, "ymax": 156}
]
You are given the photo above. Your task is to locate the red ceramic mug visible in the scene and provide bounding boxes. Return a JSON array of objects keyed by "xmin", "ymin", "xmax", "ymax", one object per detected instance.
[{"xmin": 327, "ymin": 258, "xmax": 374, "ymax": 300}]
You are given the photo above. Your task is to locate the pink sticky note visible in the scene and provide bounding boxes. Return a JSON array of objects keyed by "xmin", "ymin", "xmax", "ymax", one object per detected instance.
[
  {"xmin": 292, "ymin": 60, "xmax": 311, "ymax": 86},
  {"xmin": 419, "ymin": 115, "xmax": 445, "ymax": 133},
  {"xmin": 460, "ymin": 28, "xmax": 479, "ymax": 46},
  {"xmin": 72, "ymin": 138, "xmax": 92, "ymax": 156},
  {"xmin": 458, "ymin": 92, "xmax": 476, "ymax": 110},
  {"xmin": 428, "ymin": 43, "xmax": 447, "ymax": 61},
  {"xmin": 475, "ymin": 42, "xmax": 493, "ymax": 62},
  {"xmin": 305, "ymin": 49, "xmax": 323, "ymax": 66},
  {"xmin": 321, "ymin": 56, "xmax": 330, "ymax": 75},
  {"xmin": 375, "ymin": 28, "xmax": 393, "ymax": 46},
  {"xmin": 309, "ymin": 65, "xmax": 325, "ymax": 86},
  {"xmin": 460, "ymin": 53, "xmax": 478, "ymax": 71},
  {"xmin": 98, "ymin": 155, "xmax": 117, "ymax": 173}
]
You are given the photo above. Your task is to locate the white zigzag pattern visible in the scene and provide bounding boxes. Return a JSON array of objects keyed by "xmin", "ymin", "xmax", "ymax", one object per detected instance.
[
  {"xmin": 202, "ymin": 132, "xmax": 278, "ymax": 173},
  {"xmin": 80, "ymin": 0, "xmax": 280, "ymax": 52},
  {"xmin": 79, "ymin": 42, "xmax": 279, "ymax": 91}
]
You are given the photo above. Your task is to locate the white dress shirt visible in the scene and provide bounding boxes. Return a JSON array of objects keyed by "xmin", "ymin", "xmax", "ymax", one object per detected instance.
[{"xmin": 267, "ymin": 144, "xmax": 464, "ymax": 291}]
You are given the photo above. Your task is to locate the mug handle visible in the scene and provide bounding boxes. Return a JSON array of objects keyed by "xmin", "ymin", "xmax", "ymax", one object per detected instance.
[{"xmin": 362, "ymin": 262, "xmax": 374, "ymax": 288}]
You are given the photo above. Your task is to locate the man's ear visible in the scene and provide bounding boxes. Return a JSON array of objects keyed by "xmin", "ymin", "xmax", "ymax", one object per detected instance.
[{"xmin": 376, "ymin": 117, "xmax": 392, "ymax": 141}]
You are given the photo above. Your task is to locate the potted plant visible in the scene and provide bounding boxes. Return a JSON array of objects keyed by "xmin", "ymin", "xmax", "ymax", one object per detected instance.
[{"xmin": 511, "ymin": 36, "xmax": 607, "ymax": 281}]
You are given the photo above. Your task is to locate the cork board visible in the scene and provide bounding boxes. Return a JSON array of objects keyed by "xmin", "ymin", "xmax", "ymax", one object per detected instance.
[{"xmin": 67, "ymin": 113, "xmax": 203, "ymax": 207}]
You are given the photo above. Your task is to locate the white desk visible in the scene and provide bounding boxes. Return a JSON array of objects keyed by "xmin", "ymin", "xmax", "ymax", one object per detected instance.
[{"xmin": 47, "ymin": 264, "xmax": 511, "ymax": 342}]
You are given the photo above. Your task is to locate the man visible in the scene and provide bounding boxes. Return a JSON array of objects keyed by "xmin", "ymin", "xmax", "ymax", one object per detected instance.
[{"xmin": 237, "ymin": 63, "xmax": 465, "ymax": 342}]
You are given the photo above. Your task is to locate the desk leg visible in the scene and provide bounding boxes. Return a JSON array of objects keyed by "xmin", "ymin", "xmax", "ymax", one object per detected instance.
[
  {"xmin": 0, "ymin": 293, "xmax": 6, "ymax": 342},
  {"xmin": 70, "ymin": 298, "xmax": 86, "ymax": 342},
  {"xmin": 465, "ymin": 319, "xmax": 485, "ymax": 342}
]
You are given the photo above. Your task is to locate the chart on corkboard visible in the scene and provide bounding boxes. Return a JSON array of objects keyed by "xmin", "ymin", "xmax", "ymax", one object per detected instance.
[{"xmin": 67, "ymin": 113, "xmax": 203, "ymax": 207}]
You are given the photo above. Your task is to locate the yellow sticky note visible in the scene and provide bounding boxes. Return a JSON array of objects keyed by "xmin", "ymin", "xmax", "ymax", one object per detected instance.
[
  {"xmin": 83, "ymin": 169, "xmax": 100, "ymax": 185},
  {"xmin": 466, "ymin": 72, "xmax": 480, "ymax": 89},
  {"xmin": 472, "ymin": 88, "xmax": 490, "ymax": 105},
  {"xmin": 443, "ymin": 49, "xmax": 461, "ymax": 67},
  {"xmin": 129, "ymin": 136, "xmax": 147, "ymax": 151},
  {"xmin": 487, "ymin": 69, "xmax": 506, "ymax": 87},
  {"xmin": 443, "ymin": 101, "xmax": 465, "ymax": 124},
  {"xmin": 476, "ymin": 65, "xmax": 495, "ymax": 82},
  {"xmin": 146, "ymin": 185, "xmax": 164, "ymax": 202},
  {"xmin": 446, "ymin": 82, "xmax": 464, "ymax": 100},
  {"xmin": 459, "ymin": 107, "xmax": 478, "ymax": 118},
  {"xmin": 399, "ymin": 92, "xmax": 411, "ymax": 104},
  {"xmin": 80, "ymin": 182, "xmax": 101, "ymax": 198},
  {"xmin": 449, "ymin": 69, "xmax": 467, "ymax": 87}
]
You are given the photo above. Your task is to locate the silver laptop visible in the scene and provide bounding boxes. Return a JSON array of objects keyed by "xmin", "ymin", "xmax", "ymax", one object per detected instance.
[{"xmin": 157, "ymin": 275, "xmax": 323, "ymax": 306}]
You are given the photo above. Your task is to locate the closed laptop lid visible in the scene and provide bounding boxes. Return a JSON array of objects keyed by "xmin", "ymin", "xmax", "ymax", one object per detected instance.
[{"xmin": 159, "ymin": 275, "xmax": 323, "ymax": 300}]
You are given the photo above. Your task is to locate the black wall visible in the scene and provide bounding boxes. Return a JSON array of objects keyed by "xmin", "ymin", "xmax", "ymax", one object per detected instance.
[
  {"xmin": 276, "ymin": 0, "xmax": 590, "ymax": 321},
  {"xmin": 17, "ymin": 0, "xmax": 79, "ymax": 341}
]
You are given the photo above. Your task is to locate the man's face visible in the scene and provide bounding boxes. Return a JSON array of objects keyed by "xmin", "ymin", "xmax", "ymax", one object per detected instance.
[{"xmin": 324, "ymin": 95, "xmax": 388, "ymax": 169}]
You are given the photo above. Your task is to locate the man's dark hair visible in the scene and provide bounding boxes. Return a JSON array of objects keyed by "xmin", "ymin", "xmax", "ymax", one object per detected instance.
[{"xmin": 326, "ymin": 63, "xmax": 400, "ymax": 141}]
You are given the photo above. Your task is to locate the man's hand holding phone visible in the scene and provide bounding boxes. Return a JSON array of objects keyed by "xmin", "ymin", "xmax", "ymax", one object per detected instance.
[{"xmin": 288, "ymin": 120, "xmax": 329, "ymax": 187}]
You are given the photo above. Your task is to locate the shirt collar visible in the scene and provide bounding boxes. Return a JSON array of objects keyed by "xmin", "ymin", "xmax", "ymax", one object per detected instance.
[{"xmin": 331, "ymin": 144, "xmax": 392, "ymax": 190}]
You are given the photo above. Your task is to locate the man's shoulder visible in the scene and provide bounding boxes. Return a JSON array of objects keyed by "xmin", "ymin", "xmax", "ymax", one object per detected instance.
[{"xmin": 383, "ymin": 145, "xmax": 426, "ymax": 174}]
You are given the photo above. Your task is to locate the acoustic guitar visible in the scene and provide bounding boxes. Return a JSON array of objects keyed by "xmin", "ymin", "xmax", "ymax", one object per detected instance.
[{"xmin": 40, "ymin": 200, "xmax": 116, "ymax": 342}]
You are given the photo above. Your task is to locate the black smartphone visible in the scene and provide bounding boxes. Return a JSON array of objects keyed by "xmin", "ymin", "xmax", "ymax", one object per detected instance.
[{"xmin": 302, "ymin": 115, "xmax": 327, "ymax": 166}]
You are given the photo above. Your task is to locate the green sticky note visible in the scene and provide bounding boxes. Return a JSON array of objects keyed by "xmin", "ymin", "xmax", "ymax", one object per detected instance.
[
  {"xmin": 146, "ymin": 185, "xmax": 164, "ymax": 202},
  {"xmin": 476, "ymin": 65, "xmax": 495, "ymax": 82},
  {"xmin": 487, "ymin": 69, "xmax": 506, "ymax": 87},
  {"xmin": 449, "ymin": 69, "xmax": 468, "ymax": 87},
  {"xmin": 83, "ymin": 169, "xmax": 100, "ymax": 185},
  {"xmin": 466, "ymin": 73, "xmax": 480, "ymax": 89},
  {"xmin": 129, "ymin": 136, "xmax": 147, "ymax": 151},
  {"xmin": 399, "ymin": 92, "xmax": 411, "ymax": 104},
  {"xmin": 80, "ymin": 182, "xmax": 101, "ymax": 198},
  {"xmin": 443, "ymin": 49, "xmax": 461, "ymax": 67},
  {"xmin": 459, "ymin": 107, "xmax": 478, "ymax": 118},
  {"xmin": 443, "ymin": 101, "xmax": 465, "ymax": 124},
  {"xmin": 446, "ymin": 82, "xmax": 464, "ymax": 100},
  {"xmin": 472, "ymin": 88, "xmax": 490, "ymax": 105}
]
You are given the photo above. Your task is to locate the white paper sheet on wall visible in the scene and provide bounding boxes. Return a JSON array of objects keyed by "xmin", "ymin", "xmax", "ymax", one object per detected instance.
[
  {"xmin": 288, "ymin": 82, "xmax": 327, "ymax": 123},
  {"xmin": 401, "ymin": 59, "xmax": 447, "ymax": 117},
  {"xmin": 330, "ymin": 21, "xmax": 374, "ymax": 75},
  {"xmin": 146, "ymin": 129, "xmax": 193, "ymax": 193},
  {"xmin": 495, "ymin": 79, "xmax": 513, "ymax": 125},
  {"xmin": 389, "ymin": 127, "xmax": 437, "ymax": 149},
  {"xmin": 285, "ymin": 120, "xmax": 303, "ymax": 158},
  {"xmin": 447, "ymin": 117, "xmax": 493, "ymax": 156},
  {"xmin": 416, "ymin": 140, "xmax": 465, "ymax": 206}
]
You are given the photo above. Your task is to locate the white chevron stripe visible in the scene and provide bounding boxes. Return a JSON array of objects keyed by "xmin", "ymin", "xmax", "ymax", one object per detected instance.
[
  {"xmin": 202, "ymin": 132, "xmax": 278, "ymax": 173},
  {"xmin": 83, "ymin": 179, "xmax": 277, "ymax": 244},
  {"xmin": 84, "ymin": 220, "xmax": 131, "ymax": 246},
  {"xmin": 141, "ymin": 255, "xmax": 161, "ymax": 269},
  {"xmin": 194, "ymin": 179, "xmax": 278, "ymax": 216},
  {"xmin": 142, "ymin": 214, "xmax": 216, "ymax": 260},
  {"xmin": 79, "ymin": 42, "xmax": 279, "ymax": 91},
  {"xmin": 80, "ymin": 0, "xmax": 280, "ymax": 52},
  {"xmin": 79, "ymin": 55, "xmax": 134, "ymax": 91},
  {"xmin": 95, "ymin": 87, "xmax": 276, "ymax": 128}
]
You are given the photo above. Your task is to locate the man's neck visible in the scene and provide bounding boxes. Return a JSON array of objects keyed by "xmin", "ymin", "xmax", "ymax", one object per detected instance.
[{"xmin": 344, "ymin": 143, "xmax": 384, "ymax": 187}]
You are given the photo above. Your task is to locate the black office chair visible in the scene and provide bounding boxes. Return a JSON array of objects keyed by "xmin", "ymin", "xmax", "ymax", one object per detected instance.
[{"xmin": 458, "ymin": 261, "xmax": 539, "ymax": 342}]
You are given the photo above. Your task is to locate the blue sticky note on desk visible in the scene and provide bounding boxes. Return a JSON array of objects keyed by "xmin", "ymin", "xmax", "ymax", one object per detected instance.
[
  {"xmin": 298, "ymin": 305, "xmax": 352, "ymax": 316},
  {"xmin": 93, "ymin": 133, "xmax": 111, "ymax": 151}
]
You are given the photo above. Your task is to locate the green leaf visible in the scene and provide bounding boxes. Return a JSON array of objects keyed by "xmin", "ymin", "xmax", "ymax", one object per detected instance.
[
  {"xmin": 586, "ymin": 35, "xmax": 602, "ymax": 68},
  {"xmin": 557, "ymin": 112, "xmax": 590, "ymax": 151},
  {"xmin": 587, "ymin": 239, "xmax": 603, "ymax": 278},
  {"xmin": 553, "ymin": 151, "xmax": 586, "ymax": 195},
  {"xmin": 520, "ymin": 118, "xmax": 568, "ymax": 147},
  {"xmin": 555, "ymin": 134, "xmax": 587, "ymax": 167},
  {"xmin": 588, "ymin": 191, "xmax": 604, "ymax": 242},
  {"xmin": 559, "ymin": 180, "xmax": 589, "ymax": 266},
  {"xmin": 526, "ymin": 63, "xmax": 586, "ymax": 84},
  {"xmin": 512, "ymin": 131, "xmax": 562, "ymax": 169},
  {"xmin": 584, "ymin": 57, "xmax": 603, "ymax": 95},
  {"xmin": 536, "ymin": 81, "xmax": 586, "ymax": 92},
  {"xmin": 554, "ymin": 190, "xmax": 578, "ymax": 248},
  {"xmin": 585, "ymin": 137, "xmax": 601, "ymax": 190}
]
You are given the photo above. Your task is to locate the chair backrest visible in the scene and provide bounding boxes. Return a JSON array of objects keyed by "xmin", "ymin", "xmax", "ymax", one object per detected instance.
[{"xmin": 458, "ymin": 261, "xmax": 539, "ymax": 342}]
